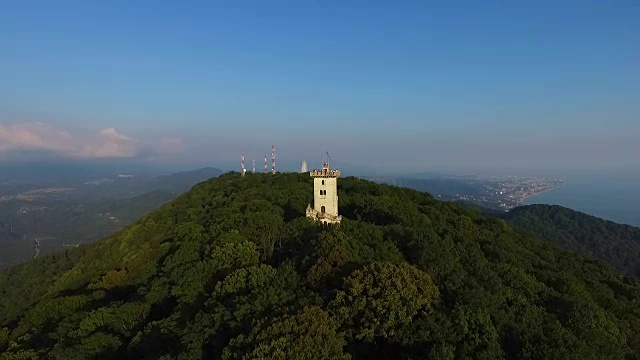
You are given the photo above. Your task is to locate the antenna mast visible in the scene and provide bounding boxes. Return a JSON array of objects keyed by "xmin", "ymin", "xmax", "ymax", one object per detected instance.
[
  {"xmin": 252, "ymin": 159, "xmax": 256, "ymax": 173},
  {"xmin": 271, "ymin": 145, "xmax": 276, "ymax": 174},
  {"xmin": 241, "ymin": 152, "xmax": 245, "ymax": 176},
  {"xmin": 264, "ymin": 155, "xmax": 268, "ymax": 173}
]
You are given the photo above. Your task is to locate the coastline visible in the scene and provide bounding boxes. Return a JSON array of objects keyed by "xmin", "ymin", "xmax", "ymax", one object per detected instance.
[
  {"xmin": 504, "ymin": 177, "xmax": 639, "ymax": 227},
  {"xmin": 518, "ymin": 182, "xmax": 566, "ymax": 205}
]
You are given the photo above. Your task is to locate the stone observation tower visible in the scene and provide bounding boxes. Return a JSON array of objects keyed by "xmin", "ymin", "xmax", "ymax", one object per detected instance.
[
  {"xmin": 300, "ymin": 160, "xmax": 308, "ymax": 173},
  {"xmin": 306, "ymin": 162, "xmax": 342, "ymax": 224}
]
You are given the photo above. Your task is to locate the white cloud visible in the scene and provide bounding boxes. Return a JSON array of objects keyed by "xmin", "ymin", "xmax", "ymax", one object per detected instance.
[
  {"xmin": 74, "ymin": 127, "xmax": 138, "ymax": 158},
  {"xmin": 0, "ymin": 122, "xmax": 182, "ymax": 159},
  {"xmin": 0, "ymin": 122, "xmax": 72, "ymax": 153}
]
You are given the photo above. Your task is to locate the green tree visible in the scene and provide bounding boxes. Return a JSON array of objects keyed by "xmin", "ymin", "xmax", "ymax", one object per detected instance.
[
  {"xmin": 330, "ymin": 262, "xmax": 440, "ymax": 342},
  {"xmin": 0, "ymin": 327, "xmax": 8, "ymax": 351},
  {"xmin": 223, "ymin": 306, "xmax": 350, "ymax": 360},
  {"xmin": 428, "ymin": 342, "xmax": 455, "ymax": 360}
]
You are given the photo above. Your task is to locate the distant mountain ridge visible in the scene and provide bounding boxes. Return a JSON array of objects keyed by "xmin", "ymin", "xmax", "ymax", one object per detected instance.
[{"xmin": 69, "ymin": 167, "xmax": 225, "ymax": 200}]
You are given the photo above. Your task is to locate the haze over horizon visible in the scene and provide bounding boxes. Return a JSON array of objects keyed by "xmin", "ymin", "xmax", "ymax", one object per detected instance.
[{"xmin": 1, "ymin": 1, "xmax": 639, "ymax": 174}]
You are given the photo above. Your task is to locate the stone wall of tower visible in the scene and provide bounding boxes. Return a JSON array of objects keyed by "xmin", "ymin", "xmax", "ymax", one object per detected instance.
[{"xmin": 313, "ymin": 176, "xmax": 338, "ymax": 217}]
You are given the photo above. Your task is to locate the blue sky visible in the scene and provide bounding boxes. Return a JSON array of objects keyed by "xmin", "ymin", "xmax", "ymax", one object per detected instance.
[{"xmin": 1, "ymin": 1, "xmax": 639, "ymax": 173}]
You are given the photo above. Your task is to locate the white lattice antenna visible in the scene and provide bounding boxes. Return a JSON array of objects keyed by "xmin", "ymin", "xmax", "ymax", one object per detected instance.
[{"xmin": 241, "ymin": 152, "xmax": 246, "ymax": 176}]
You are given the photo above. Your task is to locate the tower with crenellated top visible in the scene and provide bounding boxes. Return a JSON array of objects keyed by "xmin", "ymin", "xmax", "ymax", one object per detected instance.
[{"xmin": 306, "ymin": 161, "xmax": 342, "ymax": 224}]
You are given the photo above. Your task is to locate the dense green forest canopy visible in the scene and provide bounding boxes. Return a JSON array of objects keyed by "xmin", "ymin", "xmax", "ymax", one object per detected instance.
[
  {"xmin": 1, "ymin": 173, "xmax": 639, "ymax": 359},
  {"xmin": 503, "ymin": 204, "xmax": 640, "ymax": 278}
]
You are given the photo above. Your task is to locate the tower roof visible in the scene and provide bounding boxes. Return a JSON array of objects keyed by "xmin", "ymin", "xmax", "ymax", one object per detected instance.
[{"xmin": 310, "ymin": 164, "xmax": 340, "ymax": 178}]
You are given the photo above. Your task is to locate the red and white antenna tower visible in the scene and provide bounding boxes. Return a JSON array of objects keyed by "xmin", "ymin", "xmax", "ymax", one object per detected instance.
[
  {"xmin": 241, "ymin": 152, "xmax": 246, "ymax": 176},
  {"xmin": 252, "ymin": 159, "xmax": 256, "ymax": 173},
  {"xmin": 264, "ymin": 156, "xmax": 268, "ymax": 173},
  {"xmin": 271, "ymin": 145, "xmax": 276, "ymax": 174}
]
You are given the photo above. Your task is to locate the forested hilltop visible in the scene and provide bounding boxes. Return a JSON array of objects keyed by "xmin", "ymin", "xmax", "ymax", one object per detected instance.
[
  {"xmin": 503, "ymin": 204, "xmax": 640, "ymax": 278},
  {"xmin": 1, "ymin": 173, "xmax": 639, "ymax": 359}
]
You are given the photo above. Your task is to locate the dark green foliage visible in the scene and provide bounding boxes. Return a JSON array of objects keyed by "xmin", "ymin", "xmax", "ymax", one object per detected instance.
[
  {"xmin": 223, "ymin": 306, "xmax": 350, "ymax": 360},
  {"xmin": 331, "ymin": 262, "xmax": 439, "ymax": 342},
  {"xmin": 504, "ymin": 204, "xmax": 640, "ymax": 277},
  {"xmin": 0, "ymin": 173, "xmax": 639, "ymax": 359}
]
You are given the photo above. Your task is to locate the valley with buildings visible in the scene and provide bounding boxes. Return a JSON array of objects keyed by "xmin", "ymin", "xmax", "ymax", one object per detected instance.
[{"xmin": 0, "ymin": 167, "xmax": 222, "ymax": 269}]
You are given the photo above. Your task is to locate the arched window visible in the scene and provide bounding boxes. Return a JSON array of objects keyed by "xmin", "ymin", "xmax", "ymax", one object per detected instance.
[
  {"xmin": 321, "ymin": 206, "xmax": 325, "ymax": 213},
  {"xmin": 322, "ymin": 180, "xmax": 325, "ymax": 185}
]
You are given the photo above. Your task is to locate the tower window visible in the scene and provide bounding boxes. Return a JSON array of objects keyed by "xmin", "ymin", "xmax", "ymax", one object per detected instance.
[
  {"xmin": 321, "ymin": 206, "xmax": 325, "ymax": 213},
  {"xmin": 322, "ymin": 180, "xmax": 325, "ymax": 185}
]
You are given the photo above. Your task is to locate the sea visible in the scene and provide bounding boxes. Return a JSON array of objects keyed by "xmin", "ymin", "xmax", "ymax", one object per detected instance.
[{"xmin": 524, "ymin": 173, "xmax": 640, "ymax": 227}]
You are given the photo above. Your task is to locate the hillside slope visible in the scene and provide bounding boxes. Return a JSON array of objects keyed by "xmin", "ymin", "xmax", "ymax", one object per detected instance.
[
  {"xmin": 1, "ymin": 173, "xmax": 639, "ymax": 359},
  {"xmin": 0, "ymin": 191, "xmax": 173, "ymax": 269},
  {"xmin": 504, "ymin": 204, "xmax": 640, "ymax": 278},
  {"xmin": 0, "ymin": 168, "xmax": 223, "ymax": 269}
]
